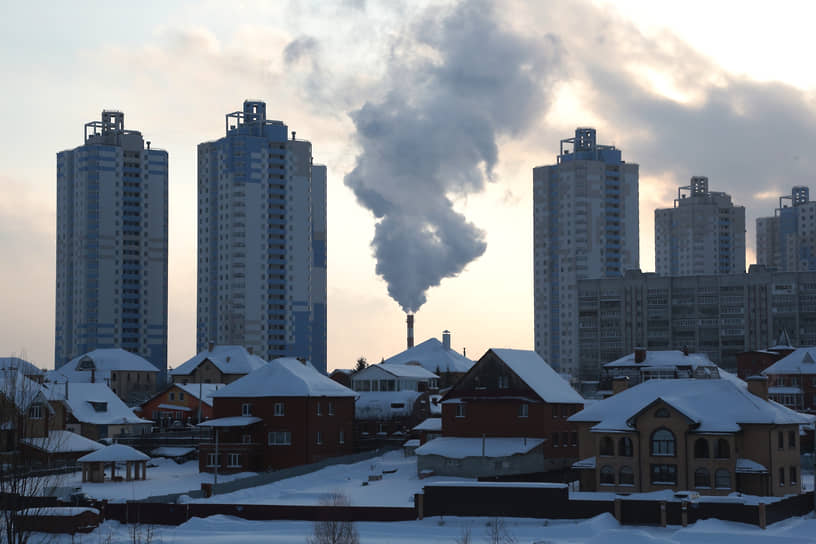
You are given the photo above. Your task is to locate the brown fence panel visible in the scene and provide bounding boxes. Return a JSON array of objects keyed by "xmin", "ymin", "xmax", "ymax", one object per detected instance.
[
  {"xmin": 423, "ymin": 484, "xmax": 570, "ymax": 518},
  {"xmin": 619, "ymin": 499, "xmax": 662, "ymax": 525},
  {"xmin": 189, "ymin": 504, "xmax": 416, "ymax": 522},
  {"xmin": 766, "ymin": 492, "xmax": 814, "ymax": 525},
  {"xmin": 687, "ymin": 501, "xmax": 758, "ymax": 526}
]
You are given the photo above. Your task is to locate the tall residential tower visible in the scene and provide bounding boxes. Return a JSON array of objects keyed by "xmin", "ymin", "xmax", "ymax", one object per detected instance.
[
  {"xmin": 757, "ymin": 186, "xmax": 816, "ymax": 272},
  {"xmin": 197, "ymin": 101, "xmax": 327, "ymax": 373},
  {"xmin": 654, "ymin": 176, "xmax": 745, "ymax": 276},
  {"xmin": 56, "ymin": 111, "xmax": 168, "ymax": 371},
  {"xmin": 533, "ymin": 128, "xmax": 639, "ymax": 379}
]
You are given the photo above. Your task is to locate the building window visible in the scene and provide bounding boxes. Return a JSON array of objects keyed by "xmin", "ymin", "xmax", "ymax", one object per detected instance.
[
  {"xmin": 339, "ymin": 430, "xmax": 345, "ymax": 445},
  {"xmin": 715, "ymin": 469, "xmax": 731, "ymax": 489},
  {"xmin": 651, "ymin": 429, "xmax": 676, "ymax": 456},
  {"xmin": 694, "ymin": 467, "xmax": 711, "ymax": 488},
  {"xmin": 790, "ymin": 467, "xmax": 798, "ymax": 485},
  {"xmin": 274, "ymin": 402, "xmax": 285, "ymax": 416},
  {"xmin": 498, "ymin": 375, "xmax": 509, "ymax": 389},
  {"xmin": 650, "ymin": 464, "xmax": 677, "ymax": 485},
  {"xmin": 655, "ymin": 407, "xmax": 670, "ymax": 418},
  {"xmin": 618, "ymin": 437, "xmax": 633, "ymax": 457},
  {"xmin": 207, "ymin": 453, "xmax": 219, "ymax": 467},
  {"xmin": 714, "ymin": 439, "xmax": 730, "ymax": 459},
  {"xmin": 694, "ymin": 438, "xmax": 709, "ymax": 459},
  {"xmin": 227, "ymin": 453, "xmax": 240, "ymax": 468},
  {"xmin": 316, "ymin": 402, "xmax": 322, "ymax": 416},
  {"xmin": 29, "ymin": 404, "xmax": 43, "ymax": 420},
  {"xmin": 571, "ymin": 432, "xmax": 578, "ymax": 446},
  {"xmin": 599, "ymin": 436, "xmax": 614, "ymax": 456},
  {"xmin": 619, "ymin": 466, "xmax": 634, "ymax": 486},
  {"xmin": 778, "ymin": 467, "xmax": 785, "ymax": 486},
  {"xmin": 316, "ymin": 431, "xmax": 323, "ymax": 445},
  {"xmin": 778, "ymin": 431, "xmax": 784, "ymax": 450},
  {"xmin": 518, "ymin": 404, "xmax": 529, "ymax": 418},
  {"xmin": 788, "ymin": 430, "xmax": 797, "ymax": 449},
  {"xmin": 241, "ymin": 403, "xmax": 252, "ymax": 416},
  {"xmin": 551, "ymin": 432, "xmax": 560, "ymax": 447},
  {"xmin": 328, "ymin": 401, "xmax": 335, "ymax": 416},
  {"xmin": 169, "ymin": 392, "xmax": 175, "ymax": 401},
  {"xmin": 242, "ymin": 434, "xmax": 252, "ymax": 444},
  {"xmin": 456, "ymin": 404, "xmax": 466, "ymax": 418},
  {"xmin": 600, "ymin": 465, "xmax": 615, "ymax": 485},
  {"xmin": 179, "ymin": 392, "xmax": 185, "ymax": 401},
  {"xmin": 268, "ymin": 431, "xmax": 291, "ymax": 445}
]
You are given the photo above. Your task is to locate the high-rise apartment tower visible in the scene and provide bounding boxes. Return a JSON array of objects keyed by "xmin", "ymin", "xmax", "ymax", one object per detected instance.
[
  {"xmin": 533, "ymin": 128, "xmax": 639, "ymax": 378},
  {"xmin": 654, "ymin": 176, "xmax": 745, "ymax": 276},
  {"xmin": 197, "ymin": 101, "xmax": 327, "ymax": 373},
  {"xmin": 757, "ymin": 186, "xmax": 816, "ymax": 272},
  {"xmin": 55, "ymin": 111, "xmax": 168, "ymax": 371}
]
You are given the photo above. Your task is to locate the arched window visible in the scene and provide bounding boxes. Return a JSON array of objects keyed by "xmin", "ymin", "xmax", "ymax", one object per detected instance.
[
  {"xmin": 715, "ymin": 439, "xmax": 730, "ymax": 459},
  {"xmin": 715, "ymin": 469, "xmax": 730, "ymax": 489},
  {"xmin": 618, "ymin": 437, "xmax": 633, "ymax": 457},
  {"xmin": 694, "ymin": 467, "xmax": 711, "ymax": 488},
  {"xmin": 599, "ymin": 436, "xmax": 614, "ymax": 456},
  {"xmin": 600, "ymin": 465, "xmax": 615, "ymax": 485},
  {"xmin": 619, "ymin": 465, "xmax": 634, "ymax": 485},
  {"xmin": 655, "ymin": 407, "xmax": 670, "ymax": 418},
  {"xmin": 694, "ymin": 438, "xmax": 709, "ymax": 458},
  {"xmin": 651, "ymin": 428, "xmax": 676, "ymax": 456}
]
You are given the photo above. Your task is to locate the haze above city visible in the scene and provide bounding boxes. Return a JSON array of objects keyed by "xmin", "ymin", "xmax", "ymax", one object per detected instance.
[{"xmin": 1, "ymin": 0, "xmax": 815, "ymax": 371}]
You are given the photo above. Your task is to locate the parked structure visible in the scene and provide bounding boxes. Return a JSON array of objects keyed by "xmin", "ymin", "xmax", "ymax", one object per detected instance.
[
  {"xmin": 761, "ymin": 347, "xmax": 816, "ymax": 413},
  {"xmin": 654, "ymin": 176, "xmax": 745, "ymax": 276},
  {"xmin": 48, "ymin": 348, "xmax": 160, "ymax": 405},
  {"xmin": 138, "ymin": 383, "xmax": 223, "ymax": 426},
  {"xmin": 598, "ymin": 348, "xmax": 721, "ymax": 391},
  {"xmin": 170, "ymin": 344, "xmax": 267, "ymax": 385},
  {"xmin": 534, "ymin": 128, "xmax": 640, "ymax": 377},
  {"xmin": 197, "ymin": 101, "xmax": 327, "ymax": 372},
  {"xmin": 756, "ymin": 186, "xmax": 816, "ymax": 272},
  {"xmin": 570, "ymin": 377, "xmax": 811, "ymax": 496},
  {"xmin": 198, "ymin": 358, "xmax": 355, "ymax": 473},
  {"xmin": 56, "ymin": 110, "xmax": 168, "ymax": 371},
  {"xmin": 381, "ymin": 331, "xmax": 474, "ymax": 388},
  {"xmin": 575, "ymin": 266, "xmax": 816, "ymax": 380},
  {"xmin": 79, "ymin": 443, "xmax": 149, "ymax": 482},
  {"xmin": 416, "ymin": 349, "xmax": 584, "ymax": 478}
]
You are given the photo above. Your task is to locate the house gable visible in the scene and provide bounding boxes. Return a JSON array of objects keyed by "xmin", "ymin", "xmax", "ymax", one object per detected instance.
[{"xmin": 443, "ymin": 350, "xmax": 540, "ymax": 402}]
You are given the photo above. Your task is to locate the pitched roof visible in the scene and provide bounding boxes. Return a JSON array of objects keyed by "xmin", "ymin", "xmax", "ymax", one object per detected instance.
[
  {"xmin": 212, "ymin": 358, "xmax": 356, "ymax": 398},
  {"xmin": 383, "ymin": 338, "xmax": 474, "ymax": 374},
  {"xmin": 569, "ymin": 379, "xmax": 812, "ymax": 432},
  {"xmin": 604, "ymin": 350, "xmax": 717, "ymax": 369},
  {"xmin": 78, "ymin": 444, "xmax": 149, "ymax": 463},
  {"xmin": 768, "ymin": 330, "xmax": 794, "ymax": 351},
  {"xmin": 0, "ymin": 357, "xmax": 43, "ymax": 376},
  {"xmin": 762, "ymin": 348, "xmax": 816, "ymax": 375},
  {"xmin": 48, "ymin": 349, "xmax": 159, "ymax": 384},
  {"xmin": 490, "ymin": 349, "xmax": 584, "ymax": 404},
  {"xmin": 355, "ymin": 391, "xmax": 422, "ymax": 419},
  {"xmin": 21, "ymin": 430, "xmax": 103, "ymax": 454},
  {"xmin": 369, "ymin": 363, "xmax": 438, "ymax": 379},
  {"xmin": 45, "ymin": 382, "xmax": 150, "ymax": 425},
  {"xmin": 415, "ymin": 436, "xmax": 545, "ymax": 459},
  {"xmin": 174, "ymin": 383, "xmax": 224, "ymax": 407},
  {"xmin": 0, "ymin": 369, "xmax": 47, "ymax": 410},
  {"xmin": 170, "ymin": 345, "xmax": 268, "ymax": 376}
]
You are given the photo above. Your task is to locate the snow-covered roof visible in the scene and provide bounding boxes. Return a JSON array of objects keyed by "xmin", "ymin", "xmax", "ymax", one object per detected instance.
[
  {"xmin": 768, "ymin": 330, "xmax": 794, "ymax": 351},
  {"xmin": 415, "ymin": 437, "xmax": 545, "ymax": 459},
  {"xmin": 491, "ymin": 349, "xmax": 584, "ymax": 404},
  {"xmin": 21, "ymin": 430, "xmax": 104, "ymax": 454},
  {"xmin": 151, "ymin": 446, "xmax": 195, "ymax": 458},
  {"xmin": 383, "ymin": 338, "xmax": 474, "ymax": 374},
  {"xmin": 212, "ymin": 358, "xmax": 356, "ymax": 398},
  {"xmin": 170, "ymin": 345, "xmax": 268, "ymax": 376},
  {"xmin": 197, "ymin": 416, "xmax": 262, "ymax": 427},
  {"xmin": 45, "ymin": 382, "xmax": 150, "ymax": 426},
  {"xmin": 413, "ymin": 417, "xmax": 442, "ymax": 432},
  {"xmin": 158, "ymin": 403, "xmax": 192, "ymax": 411},
  {"xmin": 174, "ymin": 383, "xmax": 224, "ymax": 406},
  {"xmin": 330, "ymin": 369, "xmax": 353, "ymax": 375},
  {"xmin": 53, "ymin": 349, "xmax": 159, "ymax": 384},
  {"xmin": 569, "ymin": 379, "xmax": 813, "ymax": 433},
  {"xmin": 604, "ymin": 350, "xmax": 717, "ymax": 370},
  {"xmin": 78, "ymin": 444, "xmax": 149, "ymax": 463},
  {"xmin": 763, "ymin": 348, "xmax": 816, "ymax": 375},
  {"xmin": 736, "ymin": 458, "xmax": 768, "ymax": 474},
  {"xmin": 378, "ymin": 363, "xmax": 439, "ymax": 379},
  {"xmin": 355, "ymin": 391, "xmax": 422, "ymax": 419},
  {"xmin": 572, "ymin": 456, "xmax": 596, "ymax": 469},
  {"xmin": 0, "ymin": 357, "xmax": 43, "ymax": 376},
  {"xmin": 0, "ymin": 369, "xmax": 47, "ymax": 410},
  {"xmin": 769, "ymin": 386, "xmax": 801, "ymax": 395}
]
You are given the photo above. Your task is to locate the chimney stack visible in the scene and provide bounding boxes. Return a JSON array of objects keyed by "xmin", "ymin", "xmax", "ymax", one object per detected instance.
[
  {"xmin": 407, "ymin": 314, "xmax": 414, "ymax": 349},
  {"xmin": 247, "ymin": 346, "xmax": 254, "ymax": 355},
  {"xmin": 682, "ymin": 345, "xmax": 689, "ymax": 356},
  {"xmin": 208, "ymin": 341, "xmax": 215, "ymax": 352},
  {"xmin": 442, "ymin": 330, "xmax": 451, "ymax": 350},
  {"xmin": 612, "ymin": 375, "xmax": 629, "ymax": 395},
  {"xmin": 747, "ymin": 376, "xmax": 769, "ymax": 400},
  {"xmin": 634, "ymin": 347, "xmax": 646, "ymax": 364}
]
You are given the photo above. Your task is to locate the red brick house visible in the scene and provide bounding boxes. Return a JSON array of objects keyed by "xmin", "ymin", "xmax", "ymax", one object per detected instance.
[
  {"xmin": 137, "ymin": 383, "xmax": 223, "ymax": 427},
  {"xmin": 198, "ymin": 358, "xmax": 356, "ymax": 473},
  {"xmin": 416, "ymin": 348, "xmax": 584, "ymax": 478},
  {"xmin": 736, "ymin": 331, "xmax": 795, "ymax": 380},
  {"xmin": 761, "ymin": 347, "xmax": 816, "ymax": 413}
]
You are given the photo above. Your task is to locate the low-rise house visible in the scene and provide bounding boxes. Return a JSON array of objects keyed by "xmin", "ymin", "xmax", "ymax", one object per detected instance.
[
  {"xmin": 416, "ymin": 348, "xmax": 584, "ymax": 478},
  {"xmin": 329, "ymin": 369, "xmax": 353, "ymax": 388},
  {"xmin": 45, "ymin": 382, "xmax": 151, "ymax": 440},
  {"xmin": 569, "ymin": 377, "xmax": 812, "ymax": 497},
  {"xmin": 0, "ymin": 368, "xmax": 54, "ymax": 452},
  {"xmin": 599, "ymin": 348, "xmax": 720, "ymax": 392},
  {"xmin": 0, "ymin": 357, "xmax": 45, "ymax": 383},
  {"xmin": 736, "ymin": 331, "xmax": 796, "ymax": 380},
  {"xmin": 761, "ymin": 347, "xmax": 816, "ymax": 412},
  {"xmin": 198, "ymin": 358, "xmax": 356, "ymax": 473},
  {"xmin": 170, "ymin": 344, "xmax": 267, "ymax": 385},
  {"xmin": 413, "ymin": 417, "xmax": 442, "ymax": 445},
  {"xmin": 47, "ymin": 349, "xmax": 160, "ymax": 405},
  {"xmin": 382, "ymin": 331, "xmax": 474, "ymax": 388},
  {"xmin": 21, "ymin": 430, "xmax": 104, "ymax": 466},
  {"xmin": 138, "ymin": 383, "xmax": 223, "ymax": 426}
]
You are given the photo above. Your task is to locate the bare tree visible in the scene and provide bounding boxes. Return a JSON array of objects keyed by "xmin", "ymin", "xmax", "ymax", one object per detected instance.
[
  {"xmin": 0, "ymin": 366, "xmax": 64, "ymax": 544},
  {"xmin": 454, "ymin": 524, "xmax": 472, "ymax": 544},
  {"xmin": 485, "ymin": 518, "xmax": 515, "ymax": 544},
  {"xmin": 307, "ymin": 492, "xmax": 359, "ymax": 544}
]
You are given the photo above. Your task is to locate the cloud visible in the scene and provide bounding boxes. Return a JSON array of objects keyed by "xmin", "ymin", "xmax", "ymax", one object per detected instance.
[{"xmin": 343, "ymin": 0, "xmax": 562, "ymax": 313}]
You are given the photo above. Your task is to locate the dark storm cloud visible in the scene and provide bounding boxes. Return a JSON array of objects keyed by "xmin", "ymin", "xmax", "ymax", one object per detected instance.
[{"xmin": 344, "ymin": 0, "xmax": 562, "ymax": 312}]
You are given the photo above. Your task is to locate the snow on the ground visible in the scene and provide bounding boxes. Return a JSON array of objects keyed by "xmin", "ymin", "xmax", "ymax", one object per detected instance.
[
  {"xmin": 194, "ymin": 450, "xmax": 472, "ymax": 506},
  {"xmin": 47, "ymin": 512, "xmax": 816, "ymax": 543},
  {"xmin": 56, "ymin": 457, "xmax": 256, "ymax": 501}
]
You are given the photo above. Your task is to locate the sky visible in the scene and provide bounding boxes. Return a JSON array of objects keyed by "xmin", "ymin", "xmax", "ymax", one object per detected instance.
[{"xmin": 1, "ymin": 0, "xmax": 815, "ymax": 372}]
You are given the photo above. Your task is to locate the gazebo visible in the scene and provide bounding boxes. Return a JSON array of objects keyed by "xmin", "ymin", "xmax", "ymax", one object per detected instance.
[{"xmin": 78, "ymin": 444, "xmax": 150, "ymax": 483}]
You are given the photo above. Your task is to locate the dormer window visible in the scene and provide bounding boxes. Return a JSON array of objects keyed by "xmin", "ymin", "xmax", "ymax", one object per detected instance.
[
  {"xmin": 88, "ymin": 401, "xmax": 107, "ymax": 413},
  {"xmin": 77, "ymin": 357, "xmax": 95, "ymax": 371},
  {"xmin": 29, "ymin": 404, "xmax": 43, "ymax": 419}
]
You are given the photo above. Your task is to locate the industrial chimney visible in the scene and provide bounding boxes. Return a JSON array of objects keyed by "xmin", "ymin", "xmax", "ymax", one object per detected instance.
[
  {"xmin": 407, "ymin": 314, "xmax": 415, "ymax": 349},
  {"xmin": 442, "ymin": 330, "xmax": 451, "ymax": 350}
]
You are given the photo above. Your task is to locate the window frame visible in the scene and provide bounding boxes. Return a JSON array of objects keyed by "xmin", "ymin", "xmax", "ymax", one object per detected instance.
[
  {"xmin": 241, "ymin": 403, "xmax": 252, "ymax": 417},
  {"xmin": 518, "ymin": 404, "xmax": 529, "ymax": 418},
  {"xmin": 455, "ymin": 404, "xmax": 466, "ymax": 418},
  {"xmin": 650, "ymin": 428, "xmax": 676, "ymax": 457},
  {"xmin": 226, "ymin": 453, "xmax": 241, "ymax": 468},
  {"xmin": 274, "ymin": 402, "xmax": 285, "ymax": 417},
  {"xmin": 268, "ymin": 430, "xmax": 292, "ymax": 446}
]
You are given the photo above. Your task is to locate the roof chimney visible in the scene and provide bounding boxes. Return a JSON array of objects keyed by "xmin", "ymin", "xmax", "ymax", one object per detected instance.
[
  {"xmin": 247, "ymin": 346, "xmax": 254, "ymax": 355},
  {"xmin": 208, "ymin": 341, "xmax": 215, "ymax": 352},
  {"xmin": 682, "ymin": 345, "xmax": 689, "ymax": 356},
  {"xmin": 612, "ymin": 376, "xmax": 629, "ymax": 395},
  {"xmin": 407, "ymin": 314, "xmax": 414, "ymax": 349},
  {"xmin": 634, "ymin": 347, "xmax": 646, "ymax": 364},
  {"xmin": 442, "ymin": 330, "xmax": 451, "ymax": 350},
  {"xmin": 747, "ymin": 376, "xmax": 769, "ymax": 401}
]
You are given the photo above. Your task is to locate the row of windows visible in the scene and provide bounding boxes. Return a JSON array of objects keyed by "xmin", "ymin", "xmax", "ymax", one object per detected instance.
[{"xmin": 241, "ymin": 401, "xmax": 336, "ymax": 417}]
